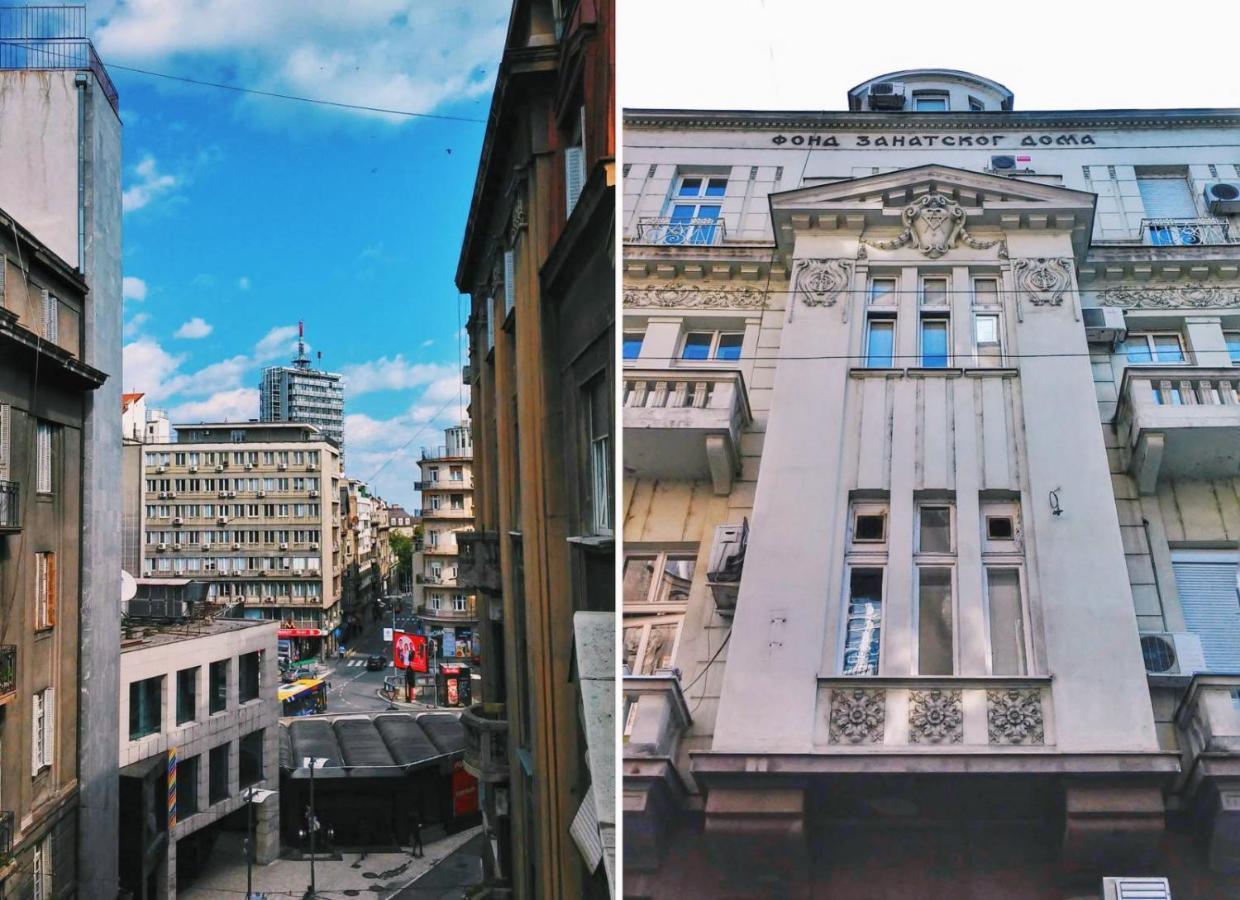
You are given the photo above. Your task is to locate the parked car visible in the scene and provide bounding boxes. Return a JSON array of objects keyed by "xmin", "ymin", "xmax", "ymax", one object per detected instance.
[{"xmin": 365, "ymin": 655, "xmax": 385, "ymax": 672}]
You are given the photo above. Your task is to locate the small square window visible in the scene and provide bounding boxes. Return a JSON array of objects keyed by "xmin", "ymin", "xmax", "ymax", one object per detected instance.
[
  {"xmin": 973, "ymin": 278, "xmax": 999, "ymax": 306},
  {"xmin": 677, "ymin": 177, "xmax": 702, "ymax": 196},
  {"xmin": 914, "ymin": 94, "xmax": 949, "ymax": 112},
  {"xmin": 986, "ymin": 516, "xmax": 1015, "ymax": 540},
  {"xmin": 869, "ymin": 277, "xmax": 897, "ymax": 305},
  {"xmin": 921, "ymin": 278, "xmax": 948, "ymax": 306},
  {"xmin": 919, "ymin": 506, "xmax": 952, "ymax": 553},
  {"xmin": 855, "ymin": 514, "xmax": 886, "ymax": 542}
]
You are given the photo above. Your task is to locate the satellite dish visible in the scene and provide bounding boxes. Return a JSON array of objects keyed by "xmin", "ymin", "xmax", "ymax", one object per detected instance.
[{"xmin": 121, "ymin": 570, "xmax": 138, "ymax": 604}]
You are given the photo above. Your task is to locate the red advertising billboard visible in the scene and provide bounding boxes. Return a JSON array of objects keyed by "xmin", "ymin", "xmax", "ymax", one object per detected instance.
[
  {"xmin": 452, "ymin": 761, "xmax": 479, "ymax": 817},
  {"xmin": 393, "ymin": 631, "xmax": 428, "ymax": 673}
]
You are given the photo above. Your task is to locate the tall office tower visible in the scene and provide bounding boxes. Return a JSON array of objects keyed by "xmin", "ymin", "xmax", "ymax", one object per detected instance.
[
  {"xmin": 0, "ymin": 6, "xmax": 123, "ymax": 894},
  {"xmin": 259, "ymin": 321, "xmax": 345, "ymax": 458}
]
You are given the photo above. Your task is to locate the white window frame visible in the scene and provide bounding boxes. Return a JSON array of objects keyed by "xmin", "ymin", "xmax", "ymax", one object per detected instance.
[
  {"xmin": 35, "ymin": 551, "xmax": 53, "ymax": 629},
  {"xmin": 33, "ymin": 834, "xmax": 52, "ymax": 900},
  {"xmin": 920, "ymin": 274, "xmax": 950, "ymax": 308},
  {"xmin": 41, "ymin": 290, "xmax": 58, "ymax": 342},
  {"xmin": 622, "ymin": 614, "xmax": 684, "ymax": 676},
  {"xmin": 973, "ymin": 311, "xmax": 1004, "ymax": 366},
  {"xmin": 981, "ymin": 565, "xmax": 1030, "ymax": 677},
  {"xmin": 971, "ymin": 276, "xmax": 1001, "ymax": 307},
  {"xmin": 868, "ymin": 275, "xmax": 898, "ymax": 306},
  {"xmin": 622, "ymin": 550, "xmax": 697, "ymax": 615},
  {"xmin": 32, "ymin": 686, "xmax": 54, "ymax": 775},
  {"xmin": 864, "ymin": 315, "xmax": 896, "ymax": 368},
  {"xmin": 622, "ymin": 331, "xmax": 645, "ymax": 361},
  {"xmin": 36, "ymin": 421, "xmax": 53, "ymax": 494},
  {"xmin": 1224, "ymin": 330, "xmax": 1240, "ymax": 365},
  {"xmin": 1122, "ymin": 332, "xmax": 1186, "ymax": 366},
  {"xmin": 839, "ymin": 564, "xmax": 886, "ymax": 677},
  {"xmin": 678, "ymin": 330, "xmax": 744, "ymax": 362},
  {"xmin": 912, "ymin": 501, "xmax": 957, "ymax": 676},
  {"xmin": 912, "ymin": 91, "xmax": 950, "ymax": 111},
  {"xmin": 919, "ymin": 315, "xmax": 952, "ymax": 368},
  {"xmin": 849, "ymin": 501, "xmax": 889, "ymax": 546}
]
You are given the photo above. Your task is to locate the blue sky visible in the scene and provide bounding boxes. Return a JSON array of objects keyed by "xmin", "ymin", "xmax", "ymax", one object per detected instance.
[{"xmin": 99, "ymin": 0, "xmax": 509, "ymax": 508}]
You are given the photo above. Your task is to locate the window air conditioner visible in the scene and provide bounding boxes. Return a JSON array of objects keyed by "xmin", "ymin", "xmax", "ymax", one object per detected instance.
[
  {"xmin": 218, "ymin": 516, "xmax": 229, "ymax": 525},
  {"xmin": 310, "ymin": 542, "xmax": 319, "ymax": 550},
  {"xmin": 189, "ymin": 465, "xmax": 198, "ymax": 473},
  {"xmin": 172, "ymin": 517, "xmax": 183, "ymax": 526},
  {"xmin": 245, "ymin": 463, "xmax": 254, "ymax": 470},
  {"xmin": 257, "ymin": 490, "xmax": 266, "ymax": 498},
  {"xmin": 277, "ymin": 463, "xmax": 287, "ymax": 471},
  {"xmin": 232, "ymin": 542, "xmax": 242, "ymax": 550},
  {"xmin": 172, "ymin": 543, "xmax": 182, "ymax": 551},
  {"xmin": 157, "ymin": 543, "xmax": 168, "ymax": 552},
  {"xmin": 168, "ymin": 491, "xmax": 177, "ymax": 499},
  {"xmin": 219, "ymin": 491, "xmax": 229, "ymax": 499},
  {"xmin": 279, "ymin": 542, "xmax": 289, "ymax": 550},
  {"xmin": 308, "ymin": 463, "xmax": 318, "ymax": 471},
  {"xmin": 706, "ymin": 518, "xmax": 749, "ymax": 612},
  {"xmin": 215, "ymin": 464, "xmax": 224, "ymax": 472},
  {"xmin": 1101, "ymin": 876, "xmax": 1172, "ymax": 900},
  {"xmin": 202, "ymin": 543, "xmax": 211, "ymax": 550},
  {"xmin": 1082, "ymin": 307, "xmax": 1127, "ymax": 346},
  {"xmin": 868, "ymin": 81, "xmax": 906, "ymax": 110},
  {"xmin": 1203, "ymin": 181, "xmax": 1240, "ymax": 215},
  {"xmin": 157, "ymin": 465, "xmax": 167, "ymax": 473},
  {"xmin": 159, "ymin": 491, "xmax": 169, "ymax": 499},
  {"xmin": 1140, "ymin": 632, "xmax": 1205, "ymax": 676}
]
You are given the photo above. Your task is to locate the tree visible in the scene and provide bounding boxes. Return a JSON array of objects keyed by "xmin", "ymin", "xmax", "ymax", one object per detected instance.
[{"xmin": 390, "ymin": 532, "xmax": 414, "ymax": 588}]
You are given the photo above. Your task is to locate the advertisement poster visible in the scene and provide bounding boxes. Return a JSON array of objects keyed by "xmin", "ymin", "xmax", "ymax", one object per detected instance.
[
  {"xmin": 452, "ymin": 761, "xmax": 479, "ymax": 817},
  {"xmin": 442, "ymin": 629, "xmax": 456, "ymax": 658},
  {"xmin": 393, "ymin": 631, "xmax": 428, "ymax": 673}
]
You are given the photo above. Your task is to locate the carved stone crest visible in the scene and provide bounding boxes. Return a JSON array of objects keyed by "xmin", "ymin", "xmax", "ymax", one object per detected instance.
[
  {"xmin": 1097, "ymin": 285, "xmax": 1240, "ymax": 309},
  {"xmin": 622, "ymin": 286, "xmax": 768, "ymax": 310},
  {"xmin": 1012, "ymin": 257, "xmax": 1073, "ymax": 307},
  {"xmin": 908, "ymin": 689, "xmax": 963, "ymax": 744},
  {"xmin": 508, "ymin": 193, "xmax": 528, "ymax": 245},
  {"xmin": 796, "ymin": 259, "xmax": 853, "ymax": 307},
  {"xmin": 828, "ymin": 688, "xmax": 885, "ymax": 744},
  {"xmin": 862, "ymin": 192, "xmax": 1005, "ymax": 259},
  {"xmin": 986, "ymin": 688, "xmax": 1045, "ymax": 745}
]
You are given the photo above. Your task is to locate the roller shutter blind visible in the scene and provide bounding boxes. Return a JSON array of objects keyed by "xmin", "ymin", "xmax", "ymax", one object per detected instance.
[
  {"xmin": 1138, "ymin": 176, "xmax": 1197, "ymax": 219},
  {"xmin": 1173, "ymin": 557, "xmax": 1240, "ymax": 671}
]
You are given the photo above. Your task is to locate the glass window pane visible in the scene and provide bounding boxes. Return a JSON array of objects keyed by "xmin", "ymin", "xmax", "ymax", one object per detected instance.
[
  {"xmin": 678, "ymin": 177, "xmax": 702, "ymax": 197},
  {"xmin": 1123, "ymin": 338, "xmax": 1153, "ymax": 364},
  {"xmin": 1153, "ymin": 335, "xmax": 1184, "ymax": 362},
  {"xmin": 1225, "ymin": 332, "xmax": 1240, "ymax": 363},
  {"xmin": 975, "ymin": 315, "xmax": 998, "ymax": 344},
  {"xmin": 918, "ymin": 567, "xmax": 954, "ymax": 675},
  {"xmin": 919, "ymin": 506, "xmax": 951, "ymax": 552},
  {"xmin": 854, "ymin": 514, "xmax": 886, "ymax": 542},
  {"xmin": 623, "ymin": 626, "xmax": 642, "ymax": 672},
  {"xmin": 987, "ymin": 569, "xmax": 1026, "ymax": 676},
  {"xmin": 915, "ymin": 96, "xmax": 948, "ymax": 111},
  {"xmin": 681, "ymin": 333, "xmax": 712, "ymax": 360},
  {"xmin": 921, "ymin": 319, "xmax": 949, "ymax": 367},
  {"xmin": 843, "ymin": 569, "xmax": 883, "ymax": 676},
  {"xmin": 715, "ymin": 333, "xmax": 743, "ymax": 360},
  {"xmin": 704, "ymin": 178, "xmax": 727, "ymax": 197},
  {"xmin": 973, "ymin": 278, "xmax": 998, "ymax": 305},
  {"xmin": 670, "ymin": 204, "xmax": 696, "ymax": 222},
  {"xmin": 867, "ymin": 320, "xmax": 894, "ymax": 367},
  {"xmin": 922, "ymin": 278, "xmax": 948, "ymax": 305},
  {"xmin": 623, "ymin": 333, "xmax": 644, "ymax": 360},
  {"xmin": 640, "ymin": 623, "xmax": 679, "ymax": 675},
  {"xmin": 869, "ymin": 278, "xmax": 896, "ymax": 304},
  {"xmin": 696, "ymin": 204, "xmax": 721, "ymax": 220},
  {"xmin": 654, "ymin": 557, "xmax": 696, "ymax": 604},
  {"xmin": 623, "ymin": 557, "xmax": 655, "ymax": 605}
]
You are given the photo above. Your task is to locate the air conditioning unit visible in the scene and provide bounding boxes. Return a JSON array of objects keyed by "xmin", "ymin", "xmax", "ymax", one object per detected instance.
[
  {"xmin": 1082, "ymin": 306, "xmax": 1127, "ymax": 346},
  {"xmin": 219, "ymin": 491, "xmax": 229, "ymax": 499},
  {"xmin": 277, "ymin": 463, "xmax": 287, "ymax": 471},
  {"xmin": 189, "ymin": 465, "xmax": 198, "ymax": 473},
  {"xmin": 706, "ymin": 519, "xmax": 749, "ymax": 612},
  {"xmin": 308, "ymin": 463, "xmax": 318, "ymax": 471},
  {"xmin": 202, "ymin": 542, "xmax": 211, "ymax": 550},
  {"xmin": 1102, "ymin": 876, "xmax": 1171, "ymax": 900},
  {"xmin": 172, "ymin": 517, "xmax": 183, "ymax": 526},
  {"xmin": 215, "ymin": 464, "xmax": 224, "ymax": 472},
  {"xmin": 279, "ymin": 542, "xmax": 289, "ymax": 550},
  {"xmin": 309, "ymin": 490, "xmax": 319, "ymax": 498},
  {"xmin": 1140, "ymin": 631, "xmax": 1206, "ymax": 676},
  {"xmin": 157, "ymin": 543, "xmax": 168, "ymax": 552},
  {"xmin": 310, "ymin": 542, "xmax": 319, "ymax": 550},
  {"xmin": 218, "ymin": 516, "xmax": 229, "ymax": 525},
  {"xmin": 232, "ymin": 542, "xmax": 242, "ymax": 550},
  {"xmin": 257, "ymin": 490, "xmax": 266, "ymax": 498},
  {"xmin": 245, "ymin": 463, "xmax": 254, "ymax": 470},
  {"xmin": 172, "ymin": 543, "xmax": 182, "ymax": 551},
  {"xmin": 227, "ymin": 491, "xmax": 237, "ymax": 498},
  {"xmin": 868, "ymin": 81, "xmax": 906, "ymax": 110},
  {"xmin": 159, "ymin": 491, "xmax": 169, "ymax": 499},
  {"xmin": 1204, "ymin": 181, "xmax": 1240, "ymax": 215},
  {"xmin": 168, "ymin": 491, "xmax": 177, "ymax": 499},
  {"xmin": 157, "ymin": 465, "xmax": 167, "ymax": 473}
]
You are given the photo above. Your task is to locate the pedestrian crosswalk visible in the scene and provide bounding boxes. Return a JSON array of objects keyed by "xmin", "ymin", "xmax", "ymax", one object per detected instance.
[{"xmin": 343, "ymin": 658, "xmax": 391, "ymax": 668}]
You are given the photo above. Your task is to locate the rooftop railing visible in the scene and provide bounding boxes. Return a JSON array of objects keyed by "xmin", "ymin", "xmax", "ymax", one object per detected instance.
[{"xmin": 0, "ymin": 6, "xmax": 119, "ymax": 114}]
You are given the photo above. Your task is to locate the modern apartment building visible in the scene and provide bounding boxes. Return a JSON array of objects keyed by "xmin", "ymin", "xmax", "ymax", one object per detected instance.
[
  {"xmin": 412, "ymin": 424, "xmax": 478, "ymax": 665},
  {"xmin": 0, "ymin": 206, "xmax": 108, "ymax": 898},
  {"xmin": 139, "ymin": 422, "xmax": 343, "ymax": 659},
  {"xmin": 258, "ymin": 322, "xmax": 345, "ymax": 456},
  {"xmin": 118, "ymin": 610, "xmax": 280, "ymax": 898},
  {"xmin": 455, "ymin": 0, "xmax": 616, "ymax": 895},
  {"xmin": 622, "ymin": 69, "xmax": 1240, "ymax": 898},
  {"xmin": 0, "ymin": 7, "xmax": 124, "ymax": 891}
]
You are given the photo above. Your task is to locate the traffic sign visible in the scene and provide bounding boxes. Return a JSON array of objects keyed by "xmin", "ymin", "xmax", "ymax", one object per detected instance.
[{"xmin": 383, "ymin": 627, "xmax": 393, "ymax": 642}]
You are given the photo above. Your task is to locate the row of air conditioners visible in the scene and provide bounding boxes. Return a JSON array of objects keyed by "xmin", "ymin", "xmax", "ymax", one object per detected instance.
[
  {"xmin": 157, "ymin": 491, "xmax": 178, "ymax": 499},
  {"xmin": 218, "ymin": 491, "xmax": 236, "ymax": 498}
]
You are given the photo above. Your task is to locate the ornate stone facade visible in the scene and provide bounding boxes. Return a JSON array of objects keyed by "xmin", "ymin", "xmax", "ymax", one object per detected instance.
[
  {"xmin": 986, "ymin": 688, "xmax": 1045, "ymax": 745},
  {"xmin": 1096, "ymin": 285, "xmax": 1240, "ymax": 309},
  {"xmin": 622, "ymin": 285, "xmax": 769, "ymax": 310},
  {"xmin": 796, "ymin": 258, "xmax": 853, "ymax": 307},
  {"xmin": 908, "ymin": 688, "xmax": 964, "ymax": 744},
  {"xmin": 1012, "ymin": 257, "xmax": 1074, "ymax": 307},
  {"xmin": 828, "ymin": 688, "xmax": 885, "ymax": 744},
  {"xmin": 861, "ymin": 192, "xmax": 1004, "ymax": 258}
]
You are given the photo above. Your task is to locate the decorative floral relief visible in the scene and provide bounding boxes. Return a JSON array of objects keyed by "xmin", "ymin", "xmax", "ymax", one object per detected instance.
[
  {"xmin": 828, "ymin": 688, "xmax": 885, "ymax": 744},
  {"xmin": 908, "ymin": 689, "xmax": 963, "ymax": 744},
  {"xmin": 986, "ymin": 688, "xmax": 1045, "ymax": 745},
  {"xmin": 508, "ymin": 193, "xmax": 528, "ymax": 244},
  {"xmin": 861, "ymin": 192, "xmax": 1005, "ymax": 259},
  {"xmin": 1097, "ymin": 286, "xmax": 1240, "ymax": 309},
  {"xmin": 1012, "ymin": 257, "xmax": 1074, "ymax": 307},
  {"xmin": 622, "ymin": 286, "xmax": 768, "ymax": 310},
  {"xmin": 796, "ymin": 259, "xmax": 853, "ymax": 307}
]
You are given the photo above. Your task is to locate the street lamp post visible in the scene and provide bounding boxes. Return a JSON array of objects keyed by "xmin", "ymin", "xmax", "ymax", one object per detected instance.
[{"xmin": 302, "ymin": 757, "xmax": 327, "ymax": 899}]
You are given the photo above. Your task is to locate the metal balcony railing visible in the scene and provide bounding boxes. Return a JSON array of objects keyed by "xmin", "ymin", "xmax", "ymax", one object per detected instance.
[
  {"xmin": 418, "ymin": 601, "xmax": 476, "ymax": 620},
  {"xmin": 0, "ymin": 809, "xmax": 12, "ymax": 862},
  {"xmin": 0, "ymin": 644, "xmax": 15, "ymax": 699},
  {"xmin": 420, "ymin": 445, "xmax": 473, "ymax": 461},
  {"xmin": 634, "ymin": 216, "xmax": 726, "ymax": 246},
  {"xmin": 1143, "ymin": 218, "xmax": 1239, "ymax": 246},
  {"xmin": 0, "ymin": 480, "xmax": 18, "ymax": 532},
  {"xmin": 0, "ymin": 6, "xmax": 119, "ymax": 114}
]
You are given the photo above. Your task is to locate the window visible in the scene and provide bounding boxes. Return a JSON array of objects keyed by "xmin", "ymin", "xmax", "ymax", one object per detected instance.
[
  {"xmin": 128, "ymin": 676, "xmax": 163, "ymax": 740},
  {"xmin": 842, "ymin": 568, "xmax": 884, "ymax": 676},
  {"xmin": 239, "ymin": 730, "xmax": 264, "ymax": 788},
  {"xmin": 920, "ymin": 317, "xmax": 950, "ymax": 367},
  {"xmin": 503, "ymin": 249, "xmax": 516, "ymax": 318},
  {"xmin": 974, "ymin": 313, "xmax": 1003, "ymax": 366},
  {"xmin": 41, "ymin": 291, "xmax": 58, "ymax": 342},
  {"xmin": 36, "ymin": 421, "xmax": 53, "ymax": 493},
  {"xmin": 851, "ymin": 502, "xmax": 888, "ymax": 544},
  {"xmin": 1171, "ymin": 552, "xmax": 1240, "ymax": 671},
  {"xmin": 209, "ymin": 660, "xmax": 228, "ymax": 714},
  {"xmin": 666, "ymin": 174, "xmax": 725, "ymax": 244},
  {"xmin": 865, "ymin": 317, "xmax": 895, "ymax": 367},
  {"xmin": 209, "ymin": 742, "xmax": 231, "ymax": 804},
  {"xmin": 35, "ymin": 552, "xmax": 55, "ymax": 629},
  {"xmin": 623, "ymin": 332, "xmax": 644, "ymax": 360},
  {"xmin": 913, "ymin": 92, "xmax": 949, "ymax": 111},
  {"xmin": 869, "ymin": 276, "xmax": 897, "ymax": 305},
  {"xmin": 917, "ymin": 568, "xmax": 954, "ymax": 676},
  {"xmin": 32, "ymin": 686, "xmax": 55, "ymax": 773},
  {"xmin": 918, "ymin": 505, "xmax": 953, "ymax": 553},
  {"xmin": 586, "ymin": 373, "xmax": 612, "ymax": 534},
  {"xmin": 623, "ymin": 552, "xmax": 696, "ymax": 609},
  {"xmin": 1121, "ymin": 332, "xmax": 1185, "ymax": 365},
  {"xmin": 238, "ymin": 652, "xmax": 260, "ymax": 703},
  {"xmin": 921, "ymin": 276, "xmax": 948, "ymax": 306},
  {"xmin": 177, "ymin": 667, "xmax": 198, "ymax": 724},
  {"xmin": 680, "ymin": 331, "xmax": 743, "ymax": 362},
  {"xmin": 623, "ymin": 618, "xmax": 682, "ymax": 676},
  {"xmin": 32, "ymin": 835, "xmax": 51, "ymax": 900},
  {"xmin": 986, "ymin": 569, "xmax": 1026, "ymax": 675},
  {"xmin": 565, "ymin": 106, "xmax": 586, "ymax": 216},
  {"xmin": 1226, "ymin": 331, "xmax": 1240, "ymax": 364},
  {"xmin": 179, "ymin": 755, "xmax": 200, "ymax": 816},
  {"xmin": 1138, "ymin": 172, "xmax": 1198, "ymax": 243},
  {"xmin": 968, "ymin": 96, "xmax": 985, "ymax": 112},
  {"xmin": 972, "ymin": 277, "xmax": 1000, "ymax": 307}
]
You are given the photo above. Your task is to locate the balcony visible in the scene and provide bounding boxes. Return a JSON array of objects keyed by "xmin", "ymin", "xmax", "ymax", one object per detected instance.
[
  {"xmin": 623, "ymin": 673, "xmax": 693, "ymax": 871},
  {"xmin": 422, "ymin": 544, "xmax": 458, "ymax": 557},
  {"xmin": 420, "ymin": 506, "xmax": 472, "ymax": 519},
  {"xmin": 420, "ymin": 445, "xmax": 473, "ymax": 461},
  {"xmin": 460, "ymin": 703, "xmax": 509, "ymax": 783},
  {"xmin": 633, "ymin": 216, "xmax": 725, "ymax": 247},
  {"xmin": 623, "ymin": 368, "xmax": 752, "ymax": 495},
  {"xmin": 1173, "ymin": 675, "xmax": 1240, "ymax": 871},
  {"xmin": 0, "ymin": 809, "xmax": 12, "ymax": 867},
  {"xmin": 457, "ymin": 532, "xmax": 501, "ymax": 592},
  {"xmin": 0, "ymin": 480, "xmax": 18, "ymax": 532},
  {"xmin": 417, "ymin": 600, "xmax": 476, "ymax": 621},
  {"xmin": 1142, "ymin": 217, "xmax": 1240, "ymax": 247},
  {"xmin": 0, "ymin": 645, "xmax": 15, "ymax": 705},
  {"xmin": 1115, "ymin": 366, "xmax": 1240, "ymax": 492},
  {"xmin": 0, "ymin": 6, "xmax": 119, "ymax": 114}
]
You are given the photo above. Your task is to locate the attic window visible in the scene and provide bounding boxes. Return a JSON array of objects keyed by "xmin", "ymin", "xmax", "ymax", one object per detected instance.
[
  {"xmin": 913, "ymin": 92, "xmax": 948, "ymax": 112},
  {"xmin": 968, "ymin": 96, "xmax": 985, "ymax": 112}
]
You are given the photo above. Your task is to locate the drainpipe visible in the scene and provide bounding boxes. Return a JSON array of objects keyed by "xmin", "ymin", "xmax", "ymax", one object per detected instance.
[{"xmin": 74, "ymin": 73, "xmax": 88, "ymax": 272}]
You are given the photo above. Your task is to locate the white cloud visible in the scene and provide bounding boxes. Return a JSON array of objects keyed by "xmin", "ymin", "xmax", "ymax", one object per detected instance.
[
  {"xmin": 420, "ymin": 339, "xmax": 434, "ymax": 348},
  {"xmin": 123, "ymin": 313, "xmax": 150, "ymax": 338},
  {"xmin": 93, "ymin": 1, "xmax": 508, "ymax": 126},
  {"xmin": 254, "ymin": 324, "xmax": 301, "ymax": 362},
  {"xmin": 238, "ymin": 276, "xmax": 251, "ymax": 291},
  {"xmin": 169, "ymin": 388, "xmax": 259, "ymax": 423},
  {"xmin": 122, "ymin": 155, "xmax": 180, "ymax": 213},
  {"xmin": 122, "ymin": 337, "xmax": 186, "ymax": 398},
  {"xmin": 340, "ymin": 356, "xmax": 454, "ymax": 395},
  {"xmin": 174, "ymin": 317, "xmax": 213, "ymax": 339},
  {"xmin": 164, "ymin": 354, "xmax": 251, "ymax": 398},
  {"xmin": 123, "ymin": 276, "xmax": 148, "ymax": 301}
]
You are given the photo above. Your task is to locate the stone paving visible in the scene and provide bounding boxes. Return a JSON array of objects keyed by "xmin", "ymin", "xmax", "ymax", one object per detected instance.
[{"xmin": 179, "ymin": 825, "xmax": 483, "ymax": 899}]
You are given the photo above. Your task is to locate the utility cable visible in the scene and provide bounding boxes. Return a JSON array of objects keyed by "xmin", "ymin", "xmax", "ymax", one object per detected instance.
[{"xmin": 362, "ymin": 393, "xmax": 461, "ymax": 486}]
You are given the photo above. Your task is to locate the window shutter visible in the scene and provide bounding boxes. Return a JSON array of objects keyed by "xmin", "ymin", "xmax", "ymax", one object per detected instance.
[
  {"xmin": 43, "ymin": 687, "xmax": 54, "ymax": 769},
  {"xmin": 0, "ymin": 254, "xmax": 6, "ymax": 307},
  {"xmin": 47, "ymin": 553, "xmax": 56, "ymax": 627},
  {"xmin": 41, "ymin": 290, "xmax": 58, "ymax": 342},
  {"xmin": 36, "ymin": 423, "xmax": 51, "ymax": 493},
  {"xmin": 31, "ymin": 691, "xmax": 42, "ymax": 772},
  {"xmin": 565, "ymin": 146, "xmax": 585, "ymax": 216},
  {"xmin": 36, "ymin": 553, "xmax": 47, "ymax": 627},
  {"xmin": 0, "ymin": 403, "xmax": 10, "ymax": 481},
  {"xmin": 1174, "ymin": 559, "xmax": 1240, "ymax": 670},
  {"xmin": 503, "ymin": 250, "xmax": 515, "ymax": 317},
  {"xmin": 1138, "ymin": 177, "xmax": 1197, "ymax": 219}
]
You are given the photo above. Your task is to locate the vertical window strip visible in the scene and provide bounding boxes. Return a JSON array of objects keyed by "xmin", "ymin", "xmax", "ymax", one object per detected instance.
[{"xmin": 36, "ymin": 421, "xmax": 52, "ymax": 493}]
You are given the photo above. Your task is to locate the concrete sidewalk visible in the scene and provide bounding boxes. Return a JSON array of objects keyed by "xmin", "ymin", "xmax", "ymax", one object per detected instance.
[{"xmin": 179, "ymin": 825, "xmax": 482, "ymax": 899}]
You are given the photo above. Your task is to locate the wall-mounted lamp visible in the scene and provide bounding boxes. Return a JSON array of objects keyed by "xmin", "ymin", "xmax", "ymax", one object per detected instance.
[{"xmin": 1049, "ymin": 488, "xmax": 1063, "ymax": 517}]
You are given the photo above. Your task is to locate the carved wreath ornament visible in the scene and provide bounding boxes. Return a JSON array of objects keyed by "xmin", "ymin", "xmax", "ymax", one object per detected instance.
[
  {"xmin": 1097, "ymin": 285, "xmax": 1240, "ymax": 310},
  {"xmin": 796, "ymin": 258, "xmax": 853, "ymax": 307},
  {"xmin": 1012, "ymin": 257, "xmax": 1073, "ymax": 307},
  {"xmin": 909, "ymin": 689, "xmax": 963, "ymax": 744},
  {"xmin": 862, "ymin": 192, "xmax": 1005, "ymax": 259},
  {"xmin": 828, "ymin": 688, "xmax": 885, "ymax": 744},
  {"xmin": 986, "ymin": 688, "xmax": 1045, "ymax": 745}
]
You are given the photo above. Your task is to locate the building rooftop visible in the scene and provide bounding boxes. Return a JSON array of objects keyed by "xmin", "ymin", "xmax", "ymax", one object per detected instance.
[
  {"xmin": 120, "ymin": 615, "xmax": 275, "ymax": 654},
  {"xmin": 122, "ymin": 392, "xmax": 145, "ymax": 411}
]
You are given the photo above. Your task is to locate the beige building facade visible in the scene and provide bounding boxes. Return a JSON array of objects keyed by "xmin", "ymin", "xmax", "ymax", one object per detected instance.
[{"xmin": 623, "ymin": 69, "xmax": 1240, "ymax": 898}]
